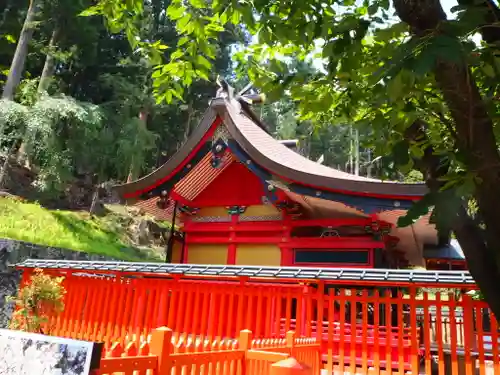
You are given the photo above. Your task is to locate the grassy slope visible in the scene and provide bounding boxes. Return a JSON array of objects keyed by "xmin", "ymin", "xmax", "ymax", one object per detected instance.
[{"xmin": 0, "ymin": 197, "xmax": 161, "ymax": 261}]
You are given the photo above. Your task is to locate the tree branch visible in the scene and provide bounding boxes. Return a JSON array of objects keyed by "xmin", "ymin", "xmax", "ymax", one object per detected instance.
[{"xmin": 458, "ymin": 0, "xmax": 500, "ymax": 48}]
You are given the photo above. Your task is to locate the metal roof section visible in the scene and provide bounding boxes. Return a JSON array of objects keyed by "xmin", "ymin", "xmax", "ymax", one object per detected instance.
[
  {"xmin": 217, "ymin": 98, "xmax": 428, "ymax": 197},
  {"xmin": 173, "ymin": 151, "xmax": 234, "ymax": 201},
  {"xmin": 16, "ymin": 259, "xmax": 475, "ymax": 286},
  {"xmin": 423, "ymin": 239, "xmax": 465, "ymax": 261},
  {"xmin": 114, "ymin": 96, "xmax": 428, "ymax": 200},
  {"xmin": 133, "ymin": 196, "xmax": 178, "ymax": 222}
]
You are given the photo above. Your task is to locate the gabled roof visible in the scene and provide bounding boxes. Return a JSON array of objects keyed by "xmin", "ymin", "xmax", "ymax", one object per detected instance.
[{"xmin": 114, "ymin": 97, "xmax": 428, "ymax": 200}]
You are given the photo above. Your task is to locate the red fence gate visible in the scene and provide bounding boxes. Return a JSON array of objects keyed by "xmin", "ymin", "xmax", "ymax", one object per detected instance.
[{"xmin": 16, "ymin": 263, "xmax": 496, "ymax": 375}]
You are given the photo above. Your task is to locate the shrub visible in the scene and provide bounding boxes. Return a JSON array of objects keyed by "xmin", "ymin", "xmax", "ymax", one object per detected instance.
[{"xmin": 8, "ymin": 268, "xmax": 66, "ymax": 334}]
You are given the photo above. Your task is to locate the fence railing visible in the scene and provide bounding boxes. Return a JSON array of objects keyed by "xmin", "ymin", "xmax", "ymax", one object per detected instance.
[
  {"xmin": 30, "ymin": 271, "xmax": 500, "ymax": 375},
  {"xmin": 92, "ymin": 328, "xmax": 320, "ymax": 375}
]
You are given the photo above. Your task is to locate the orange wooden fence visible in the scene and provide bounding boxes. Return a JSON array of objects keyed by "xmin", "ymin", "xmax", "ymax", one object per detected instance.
[
  {"xmin": 23, "ymin": 270, "xmax": 500, "ymax": 375},
  {"xmin": 93, "ymin": 328, "xmax": 320, "ymax": 375}
]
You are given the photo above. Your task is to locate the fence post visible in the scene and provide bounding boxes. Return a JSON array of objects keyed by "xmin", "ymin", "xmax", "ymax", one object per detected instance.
[
  {"xmin": 239, "ymin": 329, "xmax": 253, "ymax": 351},
  {"xmin": 150, "ymin": 327, "xmax": 173, "ymax": 375},
  {"xmin": 239, "ymin": 329, "xmax": 253, "ymax": 375},
  {"xmin": 461, "ymin": 294, "xmax": 478, "ymax": 375},
  {"xmin": 286, "ymin": 331, "xmax": 295, "ymax": 356},
  {"xmin": 270, "ymin": 358, "xmax": 312, "ymax": 375}
]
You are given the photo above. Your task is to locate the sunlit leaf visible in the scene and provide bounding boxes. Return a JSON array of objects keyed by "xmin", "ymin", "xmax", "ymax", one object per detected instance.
[
  {"xmin": 79, "ymin": 5, "xmax": 102, "ymax": 16},
  {"xmin": 189, "ymin": 0, "xmax": 205, "ymax": 9},
  {"xmin": 195, "ymin": 55, "xmax": 211, "ymax": 70},
  {"xmin": 167, "ymin": 4, "xmax": 185, "ymax": 20}
]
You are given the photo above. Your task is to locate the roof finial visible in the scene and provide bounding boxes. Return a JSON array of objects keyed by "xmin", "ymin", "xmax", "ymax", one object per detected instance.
[{"xmin": 216, "ymin": 75, "xmax": 234, "ymax": 100}]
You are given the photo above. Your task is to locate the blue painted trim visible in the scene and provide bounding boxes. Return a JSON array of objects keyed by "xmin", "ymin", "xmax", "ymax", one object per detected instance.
[
  {"xmin": 142, "ymin": 142, "xmax": 211, "ymax": 200},
  {"xmin": 290, "ymin": 184, "xmax": 413, "ymax": 213},
  {"xmin": 227, "ymin": 140, "xmax": 415, "ymax": 214}
]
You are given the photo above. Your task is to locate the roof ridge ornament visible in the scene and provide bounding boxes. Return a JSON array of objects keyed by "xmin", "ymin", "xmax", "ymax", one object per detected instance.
[
  {"xmin": 216, "ymin": 75, "xmax": 235, "ymax": 100},
  {"xmin": 216, "ymin": 76, "xmax": 266, "ymax": 105}
]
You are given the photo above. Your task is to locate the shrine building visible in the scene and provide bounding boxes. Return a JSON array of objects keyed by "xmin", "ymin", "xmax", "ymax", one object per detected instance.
[{"xmin": 113, "ymin": 88, "xmax": 465, "ymax": 271}]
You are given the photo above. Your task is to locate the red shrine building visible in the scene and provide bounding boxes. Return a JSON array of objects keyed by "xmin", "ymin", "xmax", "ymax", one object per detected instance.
[{"xmin": 114, "ymin": 89, "xmax": 465, "ymax": 271}]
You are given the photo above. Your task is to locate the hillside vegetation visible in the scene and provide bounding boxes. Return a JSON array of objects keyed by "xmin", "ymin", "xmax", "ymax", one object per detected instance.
[{"xmin": 0, "ymin": 197, "xmax": 167, "ymax": 261}]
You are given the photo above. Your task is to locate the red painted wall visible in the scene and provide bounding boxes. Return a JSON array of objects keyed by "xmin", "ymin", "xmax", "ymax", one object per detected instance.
[{"xmin": 192, "ymin": 161, "xmax": 266, "ymax": 207}]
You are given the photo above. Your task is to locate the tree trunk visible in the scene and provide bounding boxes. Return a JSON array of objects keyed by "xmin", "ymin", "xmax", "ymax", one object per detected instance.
[
  {"xmin": 0, "ymin": 0, "xmax": 40, "ymax": 188},
  {"xmin": 184, "ymin": 100, "xmax": 194, "ymax": 142},
  {"xmin": 127, "ymin": 110, "xmax": 149, "ymax": 182},
  {"xmin": 89, "ymin": 175, "xmax": 106, "ymax": 215},
  {"xmin": 0, "ymin": 141, "xmax": 18, "ymax": 190},
  {"xmin": 16, "ymin": 26, "xmax": 62, "ymax": 167},
  {"xmin": 0, "ymin": 2, "xmax": 12, "ymax": 29},
  {"xmin": 37, "ymin": 26, "xmax": 61, "ymax": 94},
  {"xmin": 393, "ymin": 0, "xmax": 500, "ymax": 319},
  {"xmin": 2, "ymin": 0, "xmax": 40, "ymax": 100}
]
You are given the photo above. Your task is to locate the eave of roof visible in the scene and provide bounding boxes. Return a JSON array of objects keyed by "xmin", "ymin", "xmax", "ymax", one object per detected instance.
[
  {"xmin": 216, "ymin": 98, "xmax": 427, "ymax": 198},
  {"xmin": 113, "ymin": 97, "xmax": 428, "ymax": 200},
  {"xmin": 133, "ymin": 196, "xmax": 179, "ymax": 223},
  {"xmin": 113, "ymin": 107, "xmax": 219, "ymax": 199}
]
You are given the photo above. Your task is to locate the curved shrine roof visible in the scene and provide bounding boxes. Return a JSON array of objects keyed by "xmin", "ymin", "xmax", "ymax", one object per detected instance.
[{"xmin": 114, "ymin": 97, "xmax": 428, "ymax": 200}]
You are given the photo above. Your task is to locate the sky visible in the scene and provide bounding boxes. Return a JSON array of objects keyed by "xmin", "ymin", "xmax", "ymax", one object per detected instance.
[{"xmin": 441, "ymin": 0, "xmax": 461, "ymax": 16}]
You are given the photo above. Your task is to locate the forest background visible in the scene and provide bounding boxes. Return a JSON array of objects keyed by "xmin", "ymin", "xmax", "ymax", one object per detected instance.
[
  {"xmin": 0, "ymin": 0, "xmax": 387, "ymax": 212},
  {"xmin": 5, "ymin": 0, "xmax": 500, "ymax": 316}
]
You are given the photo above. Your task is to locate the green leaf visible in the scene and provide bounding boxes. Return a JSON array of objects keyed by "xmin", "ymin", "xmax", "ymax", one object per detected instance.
[
  {"xmin": 231, "ymin": 10, "xmax": 241, "ymax": 25},
  {"xmin": 178, "ymin": 37, "xmax": 189, "ymax": 47},
  {"xmin": 397, "ymin": 193, "xmax": 435, "ymax": 227},
  {"xmin": 167, "ymin": 4, "xmax": 185, "ymax": 20},
  {"xmin": 79, "ymin": 5, "xmax": 102, "ymax": 16},
  {"xmin": 4, "ymin": 34, "xmax": 16, "ymax": 43},
  {"xmin": 409, "ymin": 144, "xmax": 424, "ymax": 159},
  {"xmin": 430, "ymin": 189, "xmax": 462, "ymax": 232},
  {"xmin": 195, "ymin": 55, "xmax": 211, "ymax": 70},
  {"xmin": 455, "ymin": 174, "xmax": 477, "ymax": 197},
  {"xmin": 413, "ymin": 46, "xmax": 435, "ymax": 77},
  {"xmin": 189, "ymin": 0, "xmax": 205, "ymax": 8},
  {"xmin": 170, "ymin": 50, "xmax": 184, "ymax": 61},
  {"xmin": 440, "ymin": 177, "xmax": 460, "ymax": 191},
  {"xmin": 165, "ymin": 90, "xmax": 173, "ymax": 103},
  {"xmin": 482, "ymin": 64, "xmax": 495, "ymax": 78},
  {"xmin": 430, "ymin": 35, "xmax": 463, "ymax": 64},
  {"xmin": 177, "ymin": 14, "xmax": 192, "ymax": 32},
  {"xmin": 392, "ymin": 140, "xmax": 410, "ymax": 166},
  {"xmin": 151, "ymin": 69, "xmax": 163, "ymax": 78},
  {"xmin": 171, "ymin": 87, "xmax": 184, "ymax": 100},
  {"xmin": 196, "ymin": 70, "xmax": 210, "ymax": 80},
  {"xmin": 212, "ymin": 0, "xmax": 221, "ymax": 10},
  {"xmin": 368, "ymin": 3, "xmax": 379, "ymax": 15},
  {"xmin": 398, "ymin": 159, "xmax": 414, "ymax": 174},
  {"xmin": 387, "ymin": 73, "xmax": 404, "ymax": 102},
  {"xmin": 220, "ymin": 10, "xmax": 229, "ymax": 24}
]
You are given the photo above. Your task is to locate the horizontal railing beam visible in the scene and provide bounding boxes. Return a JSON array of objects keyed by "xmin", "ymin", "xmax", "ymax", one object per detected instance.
[{"xmin": 15, "ymin": 258, "xmax": 477, "ymax": 288}]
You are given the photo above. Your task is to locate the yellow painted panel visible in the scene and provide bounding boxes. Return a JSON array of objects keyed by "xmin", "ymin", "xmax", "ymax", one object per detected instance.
[
  {"xmin": 236, "ymin": 244, "xmax": 281, "ymax": 266},
  {"xmin": 188, "ymin": 244, "xmax": 228, "ymax": 265},
  {"xmin": 171, "ymin": 241, "xmax": 182, "ymax": 263},
  {"xmin": 197, "ymin": 207, "xmax": 228, "ymax": 217},
  {"xmin": 241, "ymin": 205, "xmax": 280, "ymax": 217}
]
